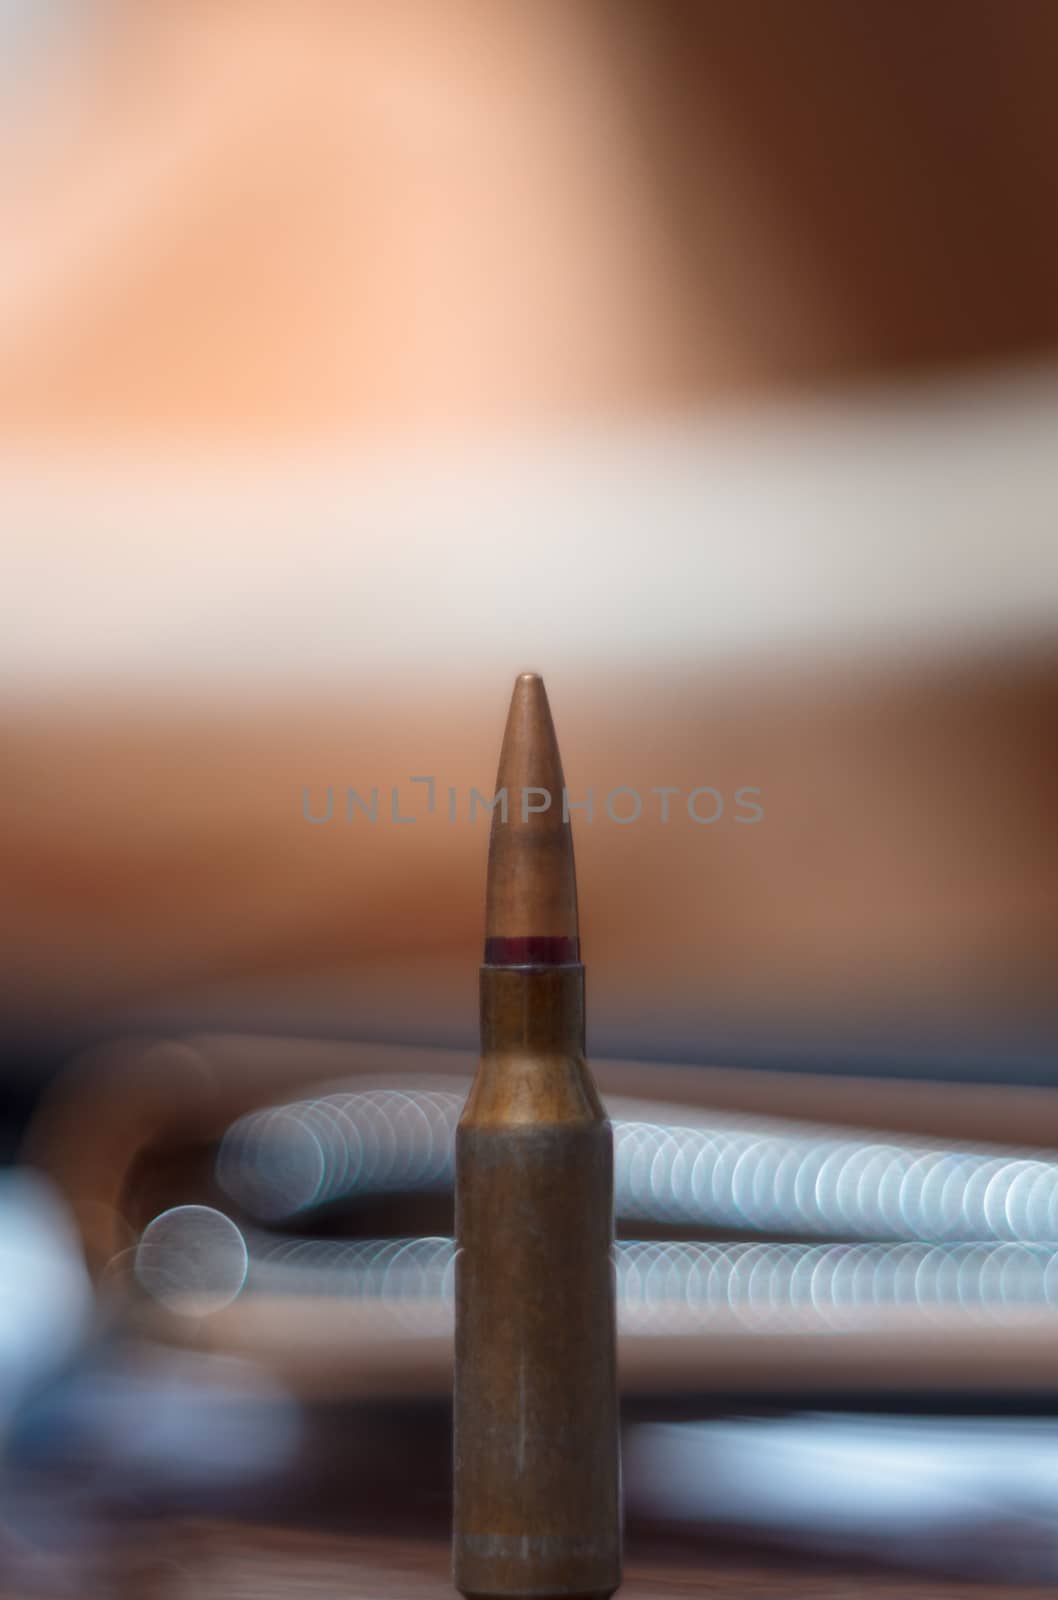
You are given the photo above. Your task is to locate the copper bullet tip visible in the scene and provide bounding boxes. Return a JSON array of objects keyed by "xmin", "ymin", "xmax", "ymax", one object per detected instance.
[{"xmin": 484, "ymin": 674, "xmax": 580, "ymax": 966}]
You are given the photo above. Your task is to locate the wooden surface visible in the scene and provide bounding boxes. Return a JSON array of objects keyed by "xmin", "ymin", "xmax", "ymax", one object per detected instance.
[{"xmin": 85, "ymin": 1525, "xmax": 1058, "ymax": 1600}]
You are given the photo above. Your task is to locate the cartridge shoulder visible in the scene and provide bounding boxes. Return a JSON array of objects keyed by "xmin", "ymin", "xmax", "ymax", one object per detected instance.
[{"xmin": 458, "ymin": 1053, "xmax": 608, "ymax": 1129}]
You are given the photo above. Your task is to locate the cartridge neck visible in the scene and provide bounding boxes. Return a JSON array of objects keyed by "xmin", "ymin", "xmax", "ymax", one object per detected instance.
[{"xmin": 479, "ymin": 964, "xmax": 585, "ymax": 1058}]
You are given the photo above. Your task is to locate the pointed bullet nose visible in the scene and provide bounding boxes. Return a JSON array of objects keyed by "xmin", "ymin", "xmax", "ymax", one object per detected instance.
[
  {"xmin": 507, "ymin": 672, "xmax": 547, "ymax": 728},
  {"xmin": 483, "ymin": 674, "xmax": 580, "ymax": 966}
]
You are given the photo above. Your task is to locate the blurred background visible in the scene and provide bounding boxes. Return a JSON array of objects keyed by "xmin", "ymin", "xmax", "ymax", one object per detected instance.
[{"xmin": 4, "ymin": 1, "xmax": 1058, "ymax": 1593}]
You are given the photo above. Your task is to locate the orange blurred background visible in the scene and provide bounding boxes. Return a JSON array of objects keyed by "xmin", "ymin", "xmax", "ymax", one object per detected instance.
[
  {"xmin": 7, "ymin": 10, "xmax": 1058, "ymax": 1593},
  {"xmin": 2, "ymin": 0, "xmax": 1058, "ymax": 1070}
]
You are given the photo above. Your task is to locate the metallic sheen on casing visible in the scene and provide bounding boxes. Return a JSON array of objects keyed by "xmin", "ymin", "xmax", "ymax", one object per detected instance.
[{"xmin": 453, "ymin": 674, "xmax": 621, "ymax": 1600}]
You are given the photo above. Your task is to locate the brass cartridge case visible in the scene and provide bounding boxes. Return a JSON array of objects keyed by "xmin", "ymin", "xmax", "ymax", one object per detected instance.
[{"xmin": 453, "ymin": 675, "xmax": 621, "ymax": 1600}]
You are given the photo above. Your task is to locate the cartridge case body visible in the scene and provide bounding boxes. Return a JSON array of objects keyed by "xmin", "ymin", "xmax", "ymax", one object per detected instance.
[{"xmin": 453, "ymin": 965, "xmax": 621, "ymax": 1600}]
